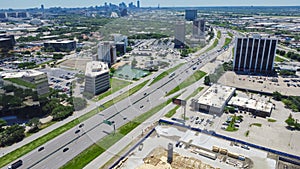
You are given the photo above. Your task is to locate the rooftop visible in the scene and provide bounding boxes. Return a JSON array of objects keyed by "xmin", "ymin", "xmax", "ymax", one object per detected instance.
[
  {"xmin": 197, "ymin": 84, "xmax": 236, "ymax": 108},
  {"xmin": 1, "ymin": 70, "xmax": 45, "ymax": 79},
  {"xmin": 45, "ymin": 40, "xmax": 75, "ymax": 44},
  {"xmin": 228, "ymin": 96, "xmax": 273, "ymax": 113},
  {"xmin": 85, "ymin": 61, "xmax": 109, "ymax": 77}
]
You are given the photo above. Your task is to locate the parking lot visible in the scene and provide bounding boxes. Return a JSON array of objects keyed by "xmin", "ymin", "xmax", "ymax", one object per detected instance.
[
  {"xmin": 218, "ymin": 71, "xmax": 300, "ymax": 95},
  {"xmin": 174, "ymin": 90, "xmax": 300, "ymax": 158},
  {"xmin": 40, "ymin": 68, "xmax": 78, "ymax": 95}
]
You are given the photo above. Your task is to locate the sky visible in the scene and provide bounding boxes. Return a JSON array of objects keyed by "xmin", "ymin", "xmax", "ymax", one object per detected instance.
[{"xmin": 0, "ymin": 0, "xmax": 299, "ymax": 9}]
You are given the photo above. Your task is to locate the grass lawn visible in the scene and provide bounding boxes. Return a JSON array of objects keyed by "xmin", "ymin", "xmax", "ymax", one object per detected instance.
[
  {"xmin": 149, "ymin": 63, "xmax": 184, "ymax": 86},
  {"xmin": 0, "ymin": 80, "xmax": 149, "ymax": 168},
  {"xmin": 166, "ymin": 70, "xmax": 206, "ymax": 96},
  {"xmin": 223, "ymin": 38, "xmax": 232, "ymax": 48},
  {"xmin": 268, "ymin": 119, "xmax": 277, "ymax": 122},
  {"xmin": 228, "ymin": 31, "xmax": 234, "ymax": 38},
  {"xmin": 165, "ymin": 87, "xmax": 204, "ymax": 118},
  {"xmin": 275, "ymin": 55, "xmax": 286, "ymax": 62},
  {"xmin": 61, "ymin": 96, "xmax": 175, "ymax": 169},
  {"xmin": 203, "ymin": 39, "xmax": 219, "ymax": 54},
  {"xmin": 226, "ymin": 125, "xmax": 238, "ymax": 132},
  {"xmin": 250, "ymin": 123, "xmax": 262, "ymax": 127},
  {"xmin": 95, "ymin": 78, "xmax": 132, "ymax": 101},
  {"xmin": 217, "ymin": 30, "xmax": 221, "ymax": 39}
]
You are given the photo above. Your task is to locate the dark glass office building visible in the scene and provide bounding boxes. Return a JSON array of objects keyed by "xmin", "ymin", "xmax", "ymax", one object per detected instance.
[
  {"xmin": 233, "ymin": 37, "xmax": 277, "ymax": 73},
  {"xmin": 185, "ymin": 10, "xmax": 197, "ymax": 21}
]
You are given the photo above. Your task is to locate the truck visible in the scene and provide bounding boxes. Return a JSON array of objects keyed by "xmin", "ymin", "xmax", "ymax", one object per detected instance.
[{"xmin": 8, "ymin": 160, "xmax": 23, "ymax": 169}]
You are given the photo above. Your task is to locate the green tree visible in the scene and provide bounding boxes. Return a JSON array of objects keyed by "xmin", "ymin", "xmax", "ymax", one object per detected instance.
[
  {"xmin": 272, "ymin": 91, "xmax": 282, "ymax": 101},
  {"xmin": 204, "ymin": 76, "xmax": 211, "ymax": 85},
  {"xmin": 73, "ymin": 97, "xmax": 87, "ymax": 111}
]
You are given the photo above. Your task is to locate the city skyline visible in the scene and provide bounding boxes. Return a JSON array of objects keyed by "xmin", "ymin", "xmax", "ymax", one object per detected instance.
[{"xmin": 0, "ymin": 0, "xmax": 299, "ymax": 9}]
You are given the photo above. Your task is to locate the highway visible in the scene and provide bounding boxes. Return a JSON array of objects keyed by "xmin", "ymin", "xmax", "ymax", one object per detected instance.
[{"xmin": 4, "ymin": 28, "xmax": 229, "ymax": 169}]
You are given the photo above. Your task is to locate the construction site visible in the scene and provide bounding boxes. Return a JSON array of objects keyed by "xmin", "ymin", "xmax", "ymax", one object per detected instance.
[{"xmin": 111, "ymin": 124, "xmax": 277, "ymax": 169}]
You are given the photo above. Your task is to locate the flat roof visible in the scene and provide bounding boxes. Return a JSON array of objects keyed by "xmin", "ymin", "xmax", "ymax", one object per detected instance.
[
  {"xmin": 45, "ymin": 40, "xmax": 75, "ymax": 44},
  {"xmin": 85, "ymin": 61, "xmax": 109, "ymax": 77},
  {"xmin": 197, "ymin": 84, "xmax": 236, "ymax": 108},
  {"xmin": 228, "ymin": 96, "xmax": 273, "ymax": 113},
  {"xmin": 1, "ymin": 70, "xmax": 45, "ymax": 79}
]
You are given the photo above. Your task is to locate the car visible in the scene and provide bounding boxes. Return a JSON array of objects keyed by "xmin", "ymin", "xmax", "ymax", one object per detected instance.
[
  {"xmin": 241, "ymin": 145, "xmax": 250, "ymax": 150},
  {"xmin": 63, "ymin": 147, "xmax": 69, "ymax": 152},
  {"xmin": 38, "ymin": 147, "xmax": 44, "ymax": 152},
  {"xmin": 75, "ymin": 129, "xmax": 80, "ymax": 134},
  {"xmin": 79, "ymin": 124, "xmax": 84, "ymax": 128},
  {"xmin": 140, "ymin": 105, "xmax": 144, "ymax": 109},
  {"xmin": 144, "ymin": 93, "xmax": 147, "ymax": 96},
  {"xmin": 196, "ymin": 117, "xmax": 199, "ymax": 120},
  {"xmin": 175, "ymin": 141, "xmax": 180, "ymax": 147}
]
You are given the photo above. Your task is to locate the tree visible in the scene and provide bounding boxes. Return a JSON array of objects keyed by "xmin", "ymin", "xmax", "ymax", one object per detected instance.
[
  {"xmin": 0, "ymin": 118, "xmax": 7, "ymax": 128},
  {"xmin": 285, "ymin": 114, "xmax": 295, "ymax": 127},
  {"xmin": 272, "ymin": 91, "xmax": 282, "ymax": 101},
  {"xmin": 73, "ymin": 97, "xmax": 87, "ymax": 111},
  {"xmin": 204, "ymin": 76, "xmax": 211, "ymax": 85},
  {"xmin": 27, "ymin": 118, "xmax": 40, "ymax": 133}
]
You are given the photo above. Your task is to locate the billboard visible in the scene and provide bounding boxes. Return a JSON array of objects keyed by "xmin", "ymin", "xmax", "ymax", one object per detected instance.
[{"xmin": 172, "ymin": 98, "xmax": 186, "ymax": 106}]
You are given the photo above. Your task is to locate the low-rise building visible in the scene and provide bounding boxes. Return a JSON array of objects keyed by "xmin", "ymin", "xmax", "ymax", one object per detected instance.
[
  {"xmin": 1, "ymin": 70, "xmax": 49, "ymax": 95},
  {"xmin": 191, "ymin": 84, "xmax": 236, "ymax": 115},
  {"xmin": 84, "ymin": 61, "xmax": 110, "ymax": 95},
  {"xmin": 228, "ymin": 96, "xmax": 273, "ymax": 117},
  {"xmin": 44, "ymin": 40, "xmax": 76, "ymax": 52}
]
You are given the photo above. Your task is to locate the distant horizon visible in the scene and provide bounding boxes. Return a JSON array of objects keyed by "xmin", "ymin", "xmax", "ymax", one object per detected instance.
[
  {"xmin": 0, "ymin": 0, "xmax": 299, "ymax": 10},
  {"xmin": 1, "ymin": 5, "xmax": 300, "ymax": 10}
]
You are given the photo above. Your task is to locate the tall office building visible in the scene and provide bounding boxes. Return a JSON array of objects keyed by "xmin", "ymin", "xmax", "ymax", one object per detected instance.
[
  {"xmin": 174, "ymin": 21, "xmax": 185, "ymax": 48},
  {"xmin": 84, "ymin": 61, "xmax": 110, "ymax": 95},
  {"xmin": 97, "ymin": 41, "xmax": 117, "ymax": 67},
  {"xmin": 137, "ymin": 0, "xmax": 140, "ymax": 8},
  {"xmin": 233, "ymin": 37, "xmax": 278, "ymax": 73},
  {"xmin": 193, "ymin": 19, "xmax": 205, "ymax": 38},
  {"xmin": 185, "ymin": 10, "xmax": 197, "ymax": 21},
  {"xmin": 0, "ymin": 34, "xmax": 16, "ymax": 52}
]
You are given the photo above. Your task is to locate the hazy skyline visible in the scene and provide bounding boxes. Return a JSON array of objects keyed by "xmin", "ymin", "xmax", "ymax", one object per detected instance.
[{"xmin": 0, "ymin": 0, "xmax": 299, "ymax": 9}]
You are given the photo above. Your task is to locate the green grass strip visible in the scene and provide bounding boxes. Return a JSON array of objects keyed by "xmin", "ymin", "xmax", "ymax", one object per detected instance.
[
  {"xmin": 95, "ymin": 78, "xmax": 132, "ymax": 101},
  {"xmin": 149, "ymin": 63, "xmax": 184, "ymax": 86},
  {"xmin": 165, "ymin": 87, "xmax": 204, "ymax": 118},
  {"xmin": 203, "ymin": 39, "xmax": 219, "ymax": 54},
  {"xmin": 0, "ymin": 80, "xmax": 149, "ymax": 168},
  {"xmin": 222, "ymin": 38, "xmax": 232, "ymax": 48},
  {"xmin": 61, "ymin": 95, "xmax": 176, "ymax": 169},
  {"xmin": 275, "ymin": 55, "xmax": 285, "ymax": 62},
  {"xmin": 217, "ymin": 30, "xmax": 221, "ymax": 39},
  {"xmin": 228, "ymin": 31, "xmax": 234, "ymax": 38},
  {"xmin": 250, "ymin": 123, "xmax": 262, "ymax": 127},
  {"xmin": 166, "ymin": 70, "xmax": 206, "ymax": 96}
]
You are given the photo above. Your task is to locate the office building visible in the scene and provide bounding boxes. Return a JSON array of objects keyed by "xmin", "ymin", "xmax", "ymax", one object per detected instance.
[
  {"xmin": 137, "ymin": 0, "xmax": 140, "ymax": 8},
  {"xmin": 174, "ymin": 21, "xmax": 185, "ymax": 48},
  {"xmin": 0, "ymin": 34, "xmax": 16, "ymax": 52},
  {"xmin": 96, "ymin": 41, "xmax": 117, "ymax": 67},
  {"xmin": 185, "ymin": 10, "xmax": 197, "ymax": 21},
  {"xmin": 1, "ymin": 70, "xmax": 49, "ymax": 95},
  {"xmin": 44, "ymin": 40, "xmax": 76, "ymax": 52},
  {"xmin": 233, "ymin": 37, "xmax": 278, "ymax": 73},
  {"xmin": 193, "ymin": 19, "xmax": 205, "ymax": 38},
  {"xmin": 191, "ymin": 84, "xmax": 236, "ymax": 115},
  {"xmin": 84, "ymin": 61, "xmax": 110, "ymax": 95},
  {"xmin": 113, "ymin": 34, "xmax": 128, "ymax": 54},
  {"xmin": 228, "ymin": 96, "xmax": 273, "ymax": 117}
]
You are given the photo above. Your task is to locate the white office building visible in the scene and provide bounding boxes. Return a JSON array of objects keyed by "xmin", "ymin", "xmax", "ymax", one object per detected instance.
[
  {"xmin": 84, "ymin": 61, "xmax": 110, "ymax": 95},
  {"xmin": 191, "ymin": 84, "xmax": 236, "ymax": 115}
]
